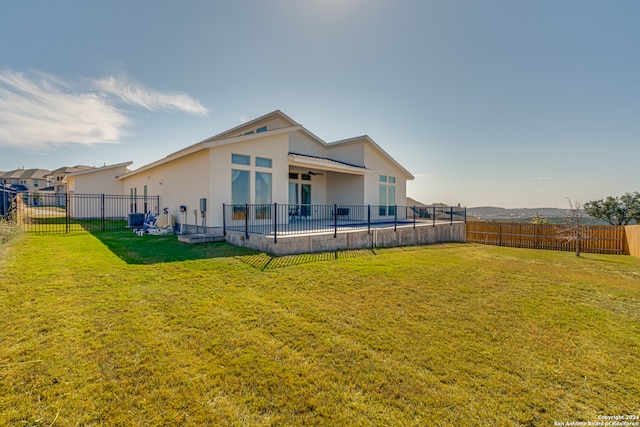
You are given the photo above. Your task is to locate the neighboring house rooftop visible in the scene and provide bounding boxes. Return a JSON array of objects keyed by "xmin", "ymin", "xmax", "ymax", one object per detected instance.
[
  {"xmin": 8, "ymin": 184, "xmax": 29, "ymax": 192},
  {"xmin": 1, "ymin": 168, "xmax": 51, "ymax": 180},
  {"xmin": 406, "ymin": 197, "xmax": 427, "ymax": 207},
  {"xmin": 51, "ymin": 165, "xmax": 94, "ymax": 173}
]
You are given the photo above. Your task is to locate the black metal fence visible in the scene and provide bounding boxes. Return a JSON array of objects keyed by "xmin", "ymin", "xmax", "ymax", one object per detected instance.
[
  {"xmin": 17, "ymin": 192, "xmax": 160, "ymax": 233},
  {"xmin": 223, "ymin": 203, "xmax": 466, "ymax": 241},
  {"xmin": 1, "ymin": 184, "xmax": 18, "ymax": 221}
]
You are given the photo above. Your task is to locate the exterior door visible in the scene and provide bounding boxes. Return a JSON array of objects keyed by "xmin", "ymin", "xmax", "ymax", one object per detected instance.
[{"xmin": 301, "ymin": 184, "xmax": 311, "ymax": 216}]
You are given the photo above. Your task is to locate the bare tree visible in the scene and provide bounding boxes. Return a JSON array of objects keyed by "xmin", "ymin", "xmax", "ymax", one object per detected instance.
[{"xmin": 557, "ymin": 198, "xmax": 588, "ymax": 257}]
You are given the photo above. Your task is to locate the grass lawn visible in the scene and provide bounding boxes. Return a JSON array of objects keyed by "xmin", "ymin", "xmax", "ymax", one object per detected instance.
[{"xmin": 1, "ymin": 231, "xmax": 639, "ymax": 426}]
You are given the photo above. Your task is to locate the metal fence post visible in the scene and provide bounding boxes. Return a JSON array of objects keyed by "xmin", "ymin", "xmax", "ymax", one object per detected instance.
[
  {"xmin": 334, "ymin": 203, "xmax": 337, "ymax": 238},
  {"xmin": 394, "ymin": 205, "xmax": 397, "ymax": 232},
  {"xmin": 433, "ymin": 205, "xmax": 436, "ymax": 227},
  {"xmin": 101, "ymin": 194, "xmax": 105, "ymax": 231},
  {"xmin": 65, "ymin": 193, "xmax": 70, "ymax": 234},
  {"xmin": 245, "ymin": 202, "xmax": 249, "ymax": 240},
  {"xmin": 413, "ymin": 205, "xmax": 416, "ymax": 230},
  {"xmin": 450, "ymin": 206, "xmax": 453, "ymax": 225},
  {"xmin": 274, "ymin": 202, "xmax": 277, "ymax": 244},
  {"xmin": 367, "ymin": 205, "xmax": 371, "ymax": 234},
  {"xmin": 222, "ymin": 203, "xmax": 226, "ymax": 236}
]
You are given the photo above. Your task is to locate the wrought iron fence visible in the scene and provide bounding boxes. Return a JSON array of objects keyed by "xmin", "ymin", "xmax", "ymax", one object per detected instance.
[
  {"xmin": 223, "ymin": 203, "xmax": 466, "ymax": 241},
  {"xmin": 17, "ymin": 192, "xmax": 160, "ymax": 233}
]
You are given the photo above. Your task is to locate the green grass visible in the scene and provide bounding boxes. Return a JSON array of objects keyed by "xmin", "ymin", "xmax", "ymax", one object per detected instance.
[{"xmin": 1, "ymin": 231, "xmax": 639, "ymax": 426}]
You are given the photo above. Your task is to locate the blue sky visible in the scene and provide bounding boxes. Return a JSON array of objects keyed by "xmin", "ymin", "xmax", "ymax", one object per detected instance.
[{"xmin": 1, "ymin": 0, "xmax": 638, "ymax": 208}]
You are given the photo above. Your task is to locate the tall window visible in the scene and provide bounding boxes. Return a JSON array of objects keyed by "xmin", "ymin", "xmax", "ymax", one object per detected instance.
[
  {"xmin": 231, "ymin": 170, "xmax": 250, "ymax": 219},
  {"xmin": 379, "ymin": 175, "xmax": 396, "ymax": 216},
  {"xmin": 255, "ymin": 172, "xmax": 272, "ymax": 219}
]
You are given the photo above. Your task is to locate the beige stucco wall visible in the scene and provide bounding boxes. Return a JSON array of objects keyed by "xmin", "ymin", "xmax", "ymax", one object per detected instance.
[
  {"xmin": 67, "ymin": 166, "xmax": 127, "ymax": 194},
  {"xmin": 363, "ymin": 144, "xmax": 409, "ymax": 209},
  {"xmin": 288, "ymin": 131, "xmax": 326, "ymax": 158},
  {"xmin": 326, "ymin": 142, "xmax": 365, "ymax": 168},
  {"xmin": 325, "ymin": 172, "xmax": 364, "ymax": 205},
  {"xmin": 121, "ymin": 150, "xmax": 210, "ymax": 224},
  {"xmin": 212, "ymin": 133, "xmax": 290, "ymax": 227}
]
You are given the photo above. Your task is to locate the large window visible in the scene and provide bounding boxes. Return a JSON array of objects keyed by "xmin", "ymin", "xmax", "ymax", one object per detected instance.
[
  {"xmin": 379, "ymin": 175, "xmax": 396, "ymax": 216},
  {"xmin": 231, "ymin": 169, "xmax": 250, "ymax": 219},
  {"xmin": 255, "ymin": 172, "xmax": 272, "ymax": 219}
]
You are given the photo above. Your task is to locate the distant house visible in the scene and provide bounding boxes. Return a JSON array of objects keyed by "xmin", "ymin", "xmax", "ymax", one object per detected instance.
[
  {"xmin": 48, "ymin": 165, "xmax": 95, "ymax": 195},
  {"xmin": 0, "ymin": 168, "xmax": 52, "ymax": 192},
  {"xmin": 68, "ymin": 110, "xmax": 414, "ymax": 230}
]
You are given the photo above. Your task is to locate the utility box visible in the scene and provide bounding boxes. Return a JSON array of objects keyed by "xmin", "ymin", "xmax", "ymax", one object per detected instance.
[
  {"xmin": 127, "ymin": 212, "xmax": 145, "ymax": 228},
  {"xmin": 199, "ymin": 198, "xmax": 207, "ymax": 213}
]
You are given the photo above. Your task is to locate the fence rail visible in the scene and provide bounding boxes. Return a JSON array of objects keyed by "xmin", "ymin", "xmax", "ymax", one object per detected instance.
[
  {"xmin": 223, "ymin": 203, "xmax": 466, "ymax": 241},
  {"xmin": 466, "ymin": 221, "xmax": 625, "ymax": 254},
  {"xmin": 17, "ymin": 192, "xmax": 160, "ymax": 233}
]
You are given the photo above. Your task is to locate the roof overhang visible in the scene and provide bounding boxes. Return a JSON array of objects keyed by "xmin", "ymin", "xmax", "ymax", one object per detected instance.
[{"xmin": 288, "ymin": 153, "xmax": 367, "ymax": 175}]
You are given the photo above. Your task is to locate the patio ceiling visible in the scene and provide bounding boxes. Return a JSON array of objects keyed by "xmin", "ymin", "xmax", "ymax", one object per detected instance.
[{"xmin": 288, "ymin": 153, "xmax": 367, "ymax": 176}]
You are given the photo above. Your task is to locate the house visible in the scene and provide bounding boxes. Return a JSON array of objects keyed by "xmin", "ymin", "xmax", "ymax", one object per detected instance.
[
  {"xmin": 67, "ymin": 110, "xmax": 414, "ymax": 232},
  {"xmin": 123, "ymin": 110, "xmax": 413, "ymax": 230},
  {"xmin": 0, "ymin": 168, "xmax": 52, "ymax": 192},
  {"xmin": 64, "ymin": 162, "xmax": 133, "ymax": 219},
  {"xmin": 48, "ymin": 165, "xmax": 95, "ymax": 195}
]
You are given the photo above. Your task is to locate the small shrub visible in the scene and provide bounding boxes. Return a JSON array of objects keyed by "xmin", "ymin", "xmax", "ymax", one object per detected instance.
[{"xmin": 0, "ymin": 218, "xmax": 20, "ymax": 245}]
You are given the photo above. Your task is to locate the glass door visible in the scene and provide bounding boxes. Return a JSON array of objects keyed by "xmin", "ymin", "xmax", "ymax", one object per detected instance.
[{"xmin": 301, "ymin": 184, "xmax": 311, "ymax": 217}]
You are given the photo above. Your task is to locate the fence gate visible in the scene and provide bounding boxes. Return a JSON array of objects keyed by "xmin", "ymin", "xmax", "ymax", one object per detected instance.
[{"xmin": 17, "ymin": 192, "xmax": 160, "ymax": 234}]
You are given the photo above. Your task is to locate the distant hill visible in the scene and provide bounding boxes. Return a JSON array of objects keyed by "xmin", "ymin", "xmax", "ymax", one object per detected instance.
[{"xmin": 467, "ymin": 206, "xmax": 607, "ymax": 225}]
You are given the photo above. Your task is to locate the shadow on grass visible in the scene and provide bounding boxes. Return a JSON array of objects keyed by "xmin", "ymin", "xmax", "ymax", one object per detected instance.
[
  {"xmin": 91, "ymin": 230, "xmax": 377, "ymax": 268},
  {"xmin": 235, "ymin": 248, "xmax": 375, "ymax": 270},
  {"xmin": 90, "ymin": 230, "xmax": 258, "ymax": 265}
]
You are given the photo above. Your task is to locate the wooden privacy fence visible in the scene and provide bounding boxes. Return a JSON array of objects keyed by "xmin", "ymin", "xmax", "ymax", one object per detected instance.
[
  {"xmin": 625, "ymin": 225, "xmax": 640, "ymax": 257},
  {"xmin": 466, "ymin": 221, "xmax": 625, "ymax": 254}
]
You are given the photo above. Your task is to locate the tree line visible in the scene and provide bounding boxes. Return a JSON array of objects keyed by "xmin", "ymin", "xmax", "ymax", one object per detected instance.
[{"xmin": 583, "ymin": 191, "xmax": 640, "ymax": 225}]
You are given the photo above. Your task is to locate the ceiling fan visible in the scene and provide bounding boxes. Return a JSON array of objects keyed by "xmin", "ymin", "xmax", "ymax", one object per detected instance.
[{"xmin": 307, "ymin": 170, "xmax": 323, "ymax": 176}]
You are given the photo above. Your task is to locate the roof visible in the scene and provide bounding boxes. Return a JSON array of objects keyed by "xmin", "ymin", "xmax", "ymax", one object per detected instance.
[
  {"xmin": 288, "ymin": 153, "xmax": 368, "ymax": 175},
  {"xmin": 65, "ymin": 162, "xmax": 133, "ymax": 179},
  {"xmin": 118, "ymin": 110, "xmax": 413, "ymax": 180},
  {"xmin": 10, "ymin": 184, "xmax": 29, "ymax": 192},
  {"xmin": 49, "ymin": 165, "xmax": 94, "ymax": 175},
  {"xmin": 0, "ymin": 168, "xmax": 51, "ymax": 180},
  {"xmin": 406, "ymin": 197, "xmax": 427, "ymax": 207}
]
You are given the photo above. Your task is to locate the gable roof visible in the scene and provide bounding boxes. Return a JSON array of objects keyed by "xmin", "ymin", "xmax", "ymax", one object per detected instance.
[
  {"xmin": 201, "ymin": 110, "xmax": 300, "ymax": 142},
  {"xmin": 327, "ymin": 135, "xmax": 414, "ymax": 180},
  {"xmin": 65, "ymin": 162, "xmax": 133, "ymax": 181},
  {"xmin": 50, "ymin": 165, "xmax": 95, "ymax": 175},
  {"xmin": 118, "ymin": 110, "xmax": 413, "ymax": 180},
  {"xmin": 1, "ymin": 168, "xmax": 51, "ymax": 180}
]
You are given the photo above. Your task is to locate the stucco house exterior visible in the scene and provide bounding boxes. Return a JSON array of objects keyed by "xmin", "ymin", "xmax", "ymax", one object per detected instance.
[{"xmin": 67, "ymin": 110, "xmax": 414, "ymax": 231}]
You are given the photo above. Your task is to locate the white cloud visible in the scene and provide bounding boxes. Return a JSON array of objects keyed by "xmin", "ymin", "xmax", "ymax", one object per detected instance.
[
  {"xmin": 0, "ymin": 69, "xmax": 207, "ymax": 148},
  {"xmin": 93, "ymin": 76, "xmax": 207, "ymax": 116}
]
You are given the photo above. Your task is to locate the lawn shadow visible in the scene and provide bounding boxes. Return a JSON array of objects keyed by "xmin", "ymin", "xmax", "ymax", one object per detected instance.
[
  {"xmin": 91, "ymin": 230, "xmax": 377, "ymax": 267},
  {"xmin": 90, "ymin": 230, "xmax": 258, "ymax": 265},
  {"xmin": 235, "ymin": 248, "xmax": 375, "ymax": 270}
]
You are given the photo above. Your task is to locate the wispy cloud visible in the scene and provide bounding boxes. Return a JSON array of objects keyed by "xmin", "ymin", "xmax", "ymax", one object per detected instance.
[
  {"xmin": 93, "ymin": 76, "xmax": 207, "ymax": 116},
  {"xmin": 0, "ymin": 69, "xmax": 208, "ymax": 148}
]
